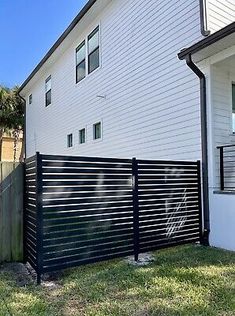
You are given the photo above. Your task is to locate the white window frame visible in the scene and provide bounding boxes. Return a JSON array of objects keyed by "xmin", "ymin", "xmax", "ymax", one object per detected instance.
[
  {"xmin": 45, "ymin": 75, "xmax": 52, "ymax": 107},
  {"xmin": 67, "ymin": 133, "xmax": 73, "ymax": 148},
  {"xmin": 79, "ymin": 127, "xmax": 86, "ymax": 145},
  {"xmin": 75, "ymin": 24, "xmax": 101, "ymax": 85},
  {"xmin": 29, "ymin": 94, "xmax": 32, "ymax": 105},
  {"xmin": 232, "ymin": 82, "xmax": 235, "ymax": 134},
  {"xmin": 93, "ymin": 121, "xmax": 102, "ymax": 141}
]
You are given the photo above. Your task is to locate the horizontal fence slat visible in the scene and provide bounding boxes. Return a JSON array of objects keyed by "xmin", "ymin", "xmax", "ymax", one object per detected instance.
[
  {"xmin": 43, "ymin": 189, "xmax": 132, "ymax": 200},
  {"xmin": 42, "ymin": 167, "xmax": 132, "ymax": 175},
  {"xmin": 43, "ymin": 207, "xmax": 133, "ymax": 219},
  {"xmin": 43, "ymin": 179, "xmax": 132, "ymax": 186},
  {"xmin": 43, "ymin": 185, "xmax": 131, "ymax": 193},
  {"xmin": 42, "ymin": 161, "xmax": 132, "ymax": 169},
  {"xmin": 43, "ymin": 195, "xmax": 133, "ymax": 206},
  {"xmin": 137, "ymin": 159, "xmax": 198, "ymax": 166},
  {"xmin": 42, "ymin": 154, "xmax": 132, "ymax": 164}
]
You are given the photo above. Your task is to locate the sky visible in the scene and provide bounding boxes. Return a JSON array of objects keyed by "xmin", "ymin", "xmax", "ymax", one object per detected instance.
[{"xmin": 0, "ymin": 0, "xmax": 87, "ymax": 88}]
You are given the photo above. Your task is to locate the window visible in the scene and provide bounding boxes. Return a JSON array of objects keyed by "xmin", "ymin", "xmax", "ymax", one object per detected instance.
[
  {"xmin": 67, "ymin": 133, "xmax": 73, "ymax": 148},
  {"xmin": 29, "ymin": 94, "xmax": 32, "ymax": 104},
  {"xmin": 93, "ymin": 122, "xmax": 101, "ymax": 140},
  {"xmin": 75, "ymin": 26, "xmax": 100, "ymax": 83},
  {"xmin": 232, "ymin": 84, "xmax": 235, "ymax": 133},
  {"xmin": 79, "ymin": 128, "xmax": 86, "ymax": 144},
  {"xmin": 88, "ymin": 26, "xmax": 99, "ymax": 74},
  {"xmin": 76, "ymin": 41, "xmax": 86, "ymax": 83},
  {"xmin": 45, "ymin": 76, "xmax": 51, "ymax": 107}
]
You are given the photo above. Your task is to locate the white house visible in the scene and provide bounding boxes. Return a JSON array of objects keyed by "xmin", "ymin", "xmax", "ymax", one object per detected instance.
[{"xmin": 19, "ymin": 0, "xmax": 235, "ymax": 251}]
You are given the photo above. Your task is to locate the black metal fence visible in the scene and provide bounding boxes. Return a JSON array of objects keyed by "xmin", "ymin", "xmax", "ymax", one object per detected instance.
[
  {"xmin": 25, "ymin": 153, "xmax": 202, "ymax": 284},
  {"xmin": 217, "ymin": 144, "xmax": 235, "ymax": 191}
]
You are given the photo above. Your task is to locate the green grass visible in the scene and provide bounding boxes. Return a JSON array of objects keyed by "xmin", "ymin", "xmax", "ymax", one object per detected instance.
[{"xmin": 0, "ymin": 245, "xmax": 235, "ymax": 316}]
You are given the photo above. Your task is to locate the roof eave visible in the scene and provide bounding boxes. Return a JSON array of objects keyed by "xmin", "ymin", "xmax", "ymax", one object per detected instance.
[
  {"xmin": 178, "ymin": 21, "xmax": 235, "ymax": 60},
  {"xmin": 19, "ymin": 0, "xmax": 97, "ymax": 94}
]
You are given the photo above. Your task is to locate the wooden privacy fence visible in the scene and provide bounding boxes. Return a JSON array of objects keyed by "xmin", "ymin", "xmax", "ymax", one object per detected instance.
[
  {"xmin": 25, "ymin": 153, "xmax": 202, "ymax": 284},
  {"xmin": 0, "ymin": 162, "xmax": 24, "ymax": 262}
]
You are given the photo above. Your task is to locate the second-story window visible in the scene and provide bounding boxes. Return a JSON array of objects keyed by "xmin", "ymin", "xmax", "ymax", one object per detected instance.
[
  {"xmin": 45, "ymin": 76, "xmax": 51, "ymax": 107},
  {"xmin": 75, "ymin": 26, "xmax": 100, "ymax": 83},
  {"xmin": 88, "ymin": 26, "xmax": 99, "ymax": 74},
  {"xmin": 29, "ymin": 94, "xmax": 32, "ymax": 105},
  {"xmin": 76, "ymin": 41, "xmax": 86, "ymax": 83}
]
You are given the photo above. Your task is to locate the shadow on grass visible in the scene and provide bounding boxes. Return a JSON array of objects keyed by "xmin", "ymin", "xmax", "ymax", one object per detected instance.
[{"xmin": 0, "ymin": 244, "xmax": 235, "ymax": 316}]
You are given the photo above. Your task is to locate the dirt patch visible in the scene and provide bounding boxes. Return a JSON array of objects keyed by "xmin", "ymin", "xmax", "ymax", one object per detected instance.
[
  {"xmin": 125, "ymin": 253, "xmax": 155, "ymax": 266},
  {"xmin": 0, "ymin": 263, "xmax": 62, "ymax": 288},
  {"xmin": 0, "ymin": 263, "xmax": 33, "ymax": 286}
]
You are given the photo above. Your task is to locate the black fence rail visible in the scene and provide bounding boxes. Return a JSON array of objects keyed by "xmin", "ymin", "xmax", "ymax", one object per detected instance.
[
  {"xmin": 217, "ymin": 144, "xmax": 235, "ymax": 191},
  {"xmin": 25, "ymin": 153, "xmax": 202, "ymax": 284}
]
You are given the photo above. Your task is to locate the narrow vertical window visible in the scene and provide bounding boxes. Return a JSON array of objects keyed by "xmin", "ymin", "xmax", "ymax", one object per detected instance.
[
  {"xmin": 88, "ymin": 26, "xmax": 99, "ymax": 74},
  {"xmin": 232, "ymin": 84, "xmax": 235, "ymax": 133},
  {"xmin": 29, "ymin": 94, "xmax": 32, "ymax": 105},
  {"xmin": 93, "ymin": 122, "xmax": 101, "ymax": 140},
  {"xmin": 76, "ymin": 41, "xmax": 86, "ymax": 83},
  {"xmin": 45, "ymin": 76, "xmax": 51, "ymax": 107},
  {"xmin": 67, "ymin": 134, "xmax": 73, "ymax": 148},
  {"xmin": 79, "ymin": 128, "xmax": 86, "ymax": 144}
]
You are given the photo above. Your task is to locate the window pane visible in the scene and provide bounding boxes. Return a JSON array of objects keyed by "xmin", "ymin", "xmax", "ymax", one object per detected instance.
[
  {"xmin": 79, "ymin": 128, "xmax": 86, "ymax": 144},
  {"xmin": 76, "ymin": 41, "xmax": 85, "ymax": 65},
  {"xmin": 94, "ymin": 122, "xmax": 101, "ymax": 140},
  {"xmin": 45, "ymin": 90, "xmax": 51, "ymax": 107},
  {"xmin": 88, "ymin": 48, "xmax": 99, "ymax": 74},
  {"xmin": 45, "ymin": 76, "xmax": 51, "ymax": 92},
  {"xmin": 29, "ymin": 94, "xmax": 32, "ymax": 104},
  {"xmin": 76, "ymin": 60, "xmax": 86, "ymax": 82},
  {"xmin": 233, "ymin": 114, "xmax": 235, "ymax": 132},
  {"xmin": 88, "ymin": 27, "xmax": 99, "ymax": 54},
  {"xmin": 67, "ymin": 134, "xmax": 73, "ymax": 147},
  {"xmin": 232, "ymin": 84, "xmax": 235, "ymax": 112}
]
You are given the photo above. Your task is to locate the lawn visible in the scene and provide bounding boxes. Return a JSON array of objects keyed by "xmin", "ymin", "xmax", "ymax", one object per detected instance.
[{"xmin": 0, "ymin": 245, "xmax": 235, "ymax": 316}]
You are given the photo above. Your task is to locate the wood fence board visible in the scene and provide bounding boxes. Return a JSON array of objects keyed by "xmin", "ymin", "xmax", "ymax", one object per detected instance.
[{"xmin": 0, "ymin": 162, "xmax": 23, "ymax": 262}]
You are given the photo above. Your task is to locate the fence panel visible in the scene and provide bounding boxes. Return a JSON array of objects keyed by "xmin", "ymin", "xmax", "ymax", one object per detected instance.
[
  {"xmin": 24, "ymin": 153, "xmax": 202, "ymax": 283},
  {"xmin": 137, "ymin": 160, "xmax": 202, "ymax": 252},
  {"xmin": 41, "ymin": 154, "xmax": 134, "ymax": 274},
  {"xmin": 0, "ymin": 162, "xmax": 24, "ymax": 262}
]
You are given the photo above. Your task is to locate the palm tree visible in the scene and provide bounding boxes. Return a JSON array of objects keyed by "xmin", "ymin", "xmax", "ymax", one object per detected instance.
[{"xmin": 0, "ymin": 85, "xmax": 24, "ymax": 161}]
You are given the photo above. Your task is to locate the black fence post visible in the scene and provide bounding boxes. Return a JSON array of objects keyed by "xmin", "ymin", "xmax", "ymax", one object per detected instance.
[
  {"xmin": 132, "ymin": 157, "xmax": 139, "ymax": 261},
  {"xmin": 23, "ymin": 160, "xmax": 27, "ymax": 264},
  {"xmin": 197, "ymin": 160, "xmax": 204, "ymax": 245},
  {"xmin": 219, "ymin": 147, "xmax": 224, "ymax": 191},
  {"xmin": 35, "ymin": 152, "xmax": 43, "ymax": 285}
]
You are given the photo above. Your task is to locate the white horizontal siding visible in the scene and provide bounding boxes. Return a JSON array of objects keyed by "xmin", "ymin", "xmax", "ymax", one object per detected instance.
[
  {"xmin": 207, "ymin": 0, "xmax": 235, "ymax": 33},
  {"xmin": 25, "ymin": 0, "xmax": 203, "ymax": 161}
]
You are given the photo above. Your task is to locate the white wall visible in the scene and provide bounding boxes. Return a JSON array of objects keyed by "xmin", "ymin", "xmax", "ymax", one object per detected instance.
[
  {"xmin": 210, "ymin": 192, "xmax": 235, "ymax": 251},
  {"xmin": 25, "ymin": 0, "xmax": 203, "ymax": 161},
  {"xmin": 207, "ymin": 0, "xmax": 235, "ymax": 33}
]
